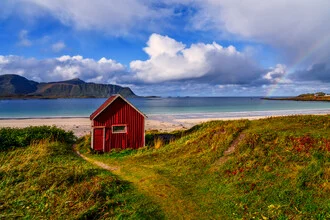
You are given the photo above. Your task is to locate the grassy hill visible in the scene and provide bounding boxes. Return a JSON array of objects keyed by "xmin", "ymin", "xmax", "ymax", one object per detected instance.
[
  {"xmin": 78, "ymin": 115, "xmax": 330, "ymax": 219},
  {"xmin": 0, "ymin": 127, "xmax": 162, "ymax": 219}
]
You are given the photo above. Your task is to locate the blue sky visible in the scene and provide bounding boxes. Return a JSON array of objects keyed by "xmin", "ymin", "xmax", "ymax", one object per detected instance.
[{"xmin": 1, "ymin": 0, "xmax": 330, "ymax": 96}]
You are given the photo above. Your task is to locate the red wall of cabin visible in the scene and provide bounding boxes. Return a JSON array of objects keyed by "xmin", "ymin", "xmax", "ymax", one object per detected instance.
[{"xmin": 92, "ymin": 98, "xmax": 144, "ymax": 151}]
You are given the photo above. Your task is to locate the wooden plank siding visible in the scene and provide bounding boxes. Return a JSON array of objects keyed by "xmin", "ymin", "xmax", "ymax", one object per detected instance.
[{"xmin": 91, "ymin": 95, "xmax": 145, "ymax": 151}]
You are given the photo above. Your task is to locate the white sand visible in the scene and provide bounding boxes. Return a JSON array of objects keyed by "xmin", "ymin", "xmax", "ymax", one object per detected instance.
[
  {"xmin": 0, "ymin": 116, "xmax": 268, "ymax": 137},
  {"xmin": 0, "ymin": 117, "xmax": 188, "ymax": 137},
  {"xmin": 0, "ymin": 114, "xmax": 327, "ymax": 137},
  {"xmin": 0, "ymin": 118, "xmax": 92, "ymax": 137}
]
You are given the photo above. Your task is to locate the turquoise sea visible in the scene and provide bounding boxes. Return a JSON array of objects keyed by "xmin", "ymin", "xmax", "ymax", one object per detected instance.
[{"xmin": 0, "ymin": 97, "xmax": 330, "ymax": 119}]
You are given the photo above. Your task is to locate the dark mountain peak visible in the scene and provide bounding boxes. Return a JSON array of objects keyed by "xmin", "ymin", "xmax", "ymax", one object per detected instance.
[
  {"xmin": 54, "ymin": 78, "xmax": 86, "ymax": 85},
  {"xmin": 0, "ymin": 74, "xmax": 29, "ymax": 81},
  {"xmin": 69, "ymin": 77, "xmax": 85, "ymax": 83},
  {"xmin": 0, "ymin": 74, "xmax": 38, "ymax": 96}
]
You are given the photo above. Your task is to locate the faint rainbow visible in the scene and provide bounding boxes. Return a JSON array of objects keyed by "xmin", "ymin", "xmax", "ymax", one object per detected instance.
[{"xmin": 265, "ymin": 33, "xmax": 330, "ymax": 97}]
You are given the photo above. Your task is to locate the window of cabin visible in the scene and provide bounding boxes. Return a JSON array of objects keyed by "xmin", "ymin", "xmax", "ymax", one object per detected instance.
[{"xmin": 112, "ymin": 125, "xmax": 127, "ymax": 133}]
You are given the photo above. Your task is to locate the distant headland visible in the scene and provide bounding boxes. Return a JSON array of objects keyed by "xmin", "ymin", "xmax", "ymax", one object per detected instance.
[
  {"xmin": 263, "ymin": 92, "xmax": 330, "ymax": 102},
  {"xmin": 0, "ymin": 74, "xmax": 137, "ymax": 99}
]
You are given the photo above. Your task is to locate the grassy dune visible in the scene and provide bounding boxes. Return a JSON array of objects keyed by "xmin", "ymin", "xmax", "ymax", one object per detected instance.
[
  {"xmin": 79, "ymin": 115, "xmax": 330, "ymax": 219},
  {"xmin": 0, "ymin": 127, "xmax": 162, "ymax": 219}
]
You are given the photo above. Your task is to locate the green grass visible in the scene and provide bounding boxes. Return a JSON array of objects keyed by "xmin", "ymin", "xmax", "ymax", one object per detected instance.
[
  {"xmin": 80, "ymin": 115, "xmax": 330, "ymax": 219},
  {"xmin": 2, "ymin": 116, "xmax": 329, "ymax": 219},
  {"xmin": 0, "ymin": 127, "xmax": 163, "ymax": 219},
  {"xmin": 0, "ymin": 126, "xmax": 76, "ymax": 151}
]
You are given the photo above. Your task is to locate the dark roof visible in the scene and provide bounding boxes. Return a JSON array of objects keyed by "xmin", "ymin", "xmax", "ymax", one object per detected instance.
[{"xmin": 90, "ymin": 94, "xmax": 146, "ymax": 120}]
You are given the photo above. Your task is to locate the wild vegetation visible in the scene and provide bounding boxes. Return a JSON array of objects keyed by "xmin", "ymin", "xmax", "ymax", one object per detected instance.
[
  {"xmin": 0, "ymin": 126, "xmax": 162, "ymax": 219},
  {"xmin": 1, "ymin": 115, "xmax": 329, "ymax": 219},
  {"xmin": 0, "ymin": 126, "xmax": 76, "ymax": 151},
  {"xmin": 78, "ymin": 115, "xmax": 330, "ymax": 219}
]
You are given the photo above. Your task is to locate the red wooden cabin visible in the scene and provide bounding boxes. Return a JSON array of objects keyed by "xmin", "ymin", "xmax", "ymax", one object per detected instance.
[{"xmin": 90, "ymin": 94, "xmax": 146, "ymax": 152}]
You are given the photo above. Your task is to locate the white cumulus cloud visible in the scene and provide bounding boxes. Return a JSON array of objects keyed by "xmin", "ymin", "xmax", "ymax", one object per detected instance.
[
  {"xmin": 263, "ymin": 64, "xmax": 288, "ymax": 84},
  {"xmin": 129, "ymin": 33, "xmax": 261, "ymax": 84},
  {"xmin": 0, "ymin": 55, "xmax": 126, "ymax": 83},
  {"xmin": 0, "ymin": 56, "xmax": 10, "ymax": 65}
]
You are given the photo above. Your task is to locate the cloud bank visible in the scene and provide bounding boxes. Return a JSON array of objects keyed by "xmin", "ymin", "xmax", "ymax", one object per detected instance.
[
  {"xmin": 1, "ymin": 31, "xmax": 330, "ymax": 96},
  {"xmin": 187, "ymin": 0, "xmax": 330, "ymax": 66},
  {"xmin": 2, "ymin": 0, "xmax": 330, "ymax": 65},
  {"xmin": 4, "ymin": 0, "xmax": 171, "ymax": 36},
  {"xmin": 2, "ymin": 0, "xmax": 330, "ymax": 55},
  {"xmin": 292, "ymin": 62, "xmax": 330, "ymax": 82},
  {"xmin": 0, "ymin": 33, "xmax": 304, "ymax": 87},
  {"xmin": 130, "ymin": 34, "xmax": 261, "ymax": 84},
  {"xmin": 0, "ymin": 55, "xmax": 126, "ymax": 83}
]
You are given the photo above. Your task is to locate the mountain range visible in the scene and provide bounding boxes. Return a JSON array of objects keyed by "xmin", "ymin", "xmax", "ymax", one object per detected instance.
[{"xmin": 0, "ymin": 74, "xmax": 136, "ymax": 99}]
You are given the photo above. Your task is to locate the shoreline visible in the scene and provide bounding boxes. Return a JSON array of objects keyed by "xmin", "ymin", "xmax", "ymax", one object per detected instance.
[
  {"xmin": 0, "ymin": 112, "xmax": 329, "ymax": 137},
  {"xmin": 0, "ymin": 116, "xmax": 89, "ymax": 120},
  {"xmin": 2, "ymin": 108, "xmax": 330, "ymax": 120}
]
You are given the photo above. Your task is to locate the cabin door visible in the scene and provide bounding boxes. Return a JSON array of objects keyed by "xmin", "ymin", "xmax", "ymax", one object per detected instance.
[{"xmin": 93, "ymin": 128, "xmax": 104, "ymax": 151}]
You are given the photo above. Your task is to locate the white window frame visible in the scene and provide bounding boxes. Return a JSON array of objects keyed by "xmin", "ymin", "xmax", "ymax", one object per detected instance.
[{"xmin": 112, "ymin": 125, "xmax": 127, "ymax": 134}]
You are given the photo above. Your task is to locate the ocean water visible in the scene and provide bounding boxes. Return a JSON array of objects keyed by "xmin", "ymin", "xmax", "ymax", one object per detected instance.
[{"xmin": 0, "ymin": 97, "xmax": 329, "ymax": 119}]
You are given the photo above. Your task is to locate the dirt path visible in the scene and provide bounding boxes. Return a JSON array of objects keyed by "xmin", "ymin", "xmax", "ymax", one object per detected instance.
[
  {"xmin": 73, "ymin": 132, "xmax": 247, "ymax": 218},
  {"xmin": 74, "ymin": 147, "xmax": 119, "ymax": 171},
  {"xmin": 210, "ymin": 132, "xmax": 246, "ymax": 170},
  {"xmin": 73, "ymin": 147, "xmax": 201, "ymax": 219}
]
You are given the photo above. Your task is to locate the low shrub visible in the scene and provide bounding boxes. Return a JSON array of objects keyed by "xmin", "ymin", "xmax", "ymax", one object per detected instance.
[
  {"xmin": 145, "ymin": 132, "xmax": 179, "ymax": 147},
  {"xmin": 154, "ymin": 138, "xmax": 164, "ymax": 149},
  {"xmin": 0, "ymin": 126, "xmax": 76, "ymax": 151}
]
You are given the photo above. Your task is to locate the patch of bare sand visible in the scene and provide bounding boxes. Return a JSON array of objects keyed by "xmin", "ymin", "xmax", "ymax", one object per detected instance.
[
  {"xmin": 0, "ymin": 114, "xmax": 307, "ymax": 137},
  {"xmin": 0, "ymin": 118, "xmax": 91, "ymax": 137},
  {"xmin": 0, "ymin": 117, "xmax": 187, "ymax": 137}
]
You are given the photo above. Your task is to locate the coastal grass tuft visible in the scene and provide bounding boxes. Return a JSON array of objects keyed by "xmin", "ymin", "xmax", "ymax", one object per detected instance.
[
  {"xmin": 0, "ymin": 127, "xmax": 163, "ymax": 219},
  {"xmin": 83, "ymin": 115, "xmax": 330, "ymax": 219},
  {"xmin": 153, "ymin": 138, "xmax": 164, "ymax": 149}
]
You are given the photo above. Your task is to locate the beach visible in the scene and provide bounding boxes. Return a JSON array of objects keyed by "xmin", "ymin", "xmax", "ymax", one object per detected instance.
[
  {"xmin": 0, "ymin": 115, "xmax": 292, "ymax": 137},
  {"xmin": 0, "ymin": 116, "xmax": 258, "ymax": 137},
  {"xmin": 1, "ymin": 97, "xmax": 330, "ymax": 136},
  {"xmin": 1, "ymin": 112, "xmax": 329, "ymax": 137},
  {"xmin": 0, "ymin": 117, "xmax": 188, "ymax": 137}
]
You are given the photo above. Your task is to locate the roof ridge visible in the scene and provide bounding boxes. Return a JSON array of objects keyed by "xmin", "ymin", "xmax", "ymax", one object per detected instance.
[{"xmin": 89, "ymin": 95, "xmax": 146, "ymax": 120}]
